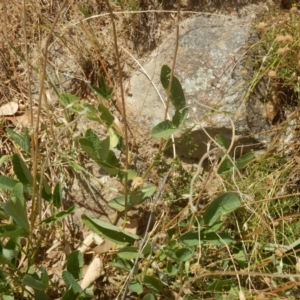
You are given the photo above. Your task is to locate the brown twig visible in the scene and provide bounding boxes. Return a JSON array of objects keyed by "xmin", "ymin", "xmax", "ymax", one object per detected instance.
[
  {"xmin": 30, "ymin": 0, "xmax": 69, "ymax": 234},
  {"xmin": 105, "ymin": 0, "xmax": 130, "ymax": 223}
]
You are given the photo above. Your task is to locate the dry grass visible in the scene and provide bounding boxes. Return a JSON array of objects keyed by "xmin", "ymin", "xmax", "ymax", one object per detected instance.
[{"xmin": 0, "ymin": 0, "xmax": 300, "ymax": 299}]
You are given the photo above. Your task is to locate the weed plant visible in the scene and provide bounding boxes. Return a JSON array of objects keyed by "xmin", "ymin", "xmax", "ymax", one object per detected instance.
[{"xmin": 0, "ymin": 1, "xmax": 300, "ymax": 300}]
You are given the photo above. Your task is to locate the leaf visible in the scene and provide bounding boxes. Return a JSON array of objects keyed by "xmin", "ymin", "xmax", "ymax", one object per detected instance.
[
  {"xmin": 92, "ymin": 74, "xmax": 113, "ymax": 100},
  {"xmin": 12, "ymin": 154, "xmax": 33, "ymax": 185},
  {"xmin": 117, "ymin": 246, "xmax": 140, "ymax": 260},
  {"xmin": 0, "ymin": 224, "xmax": 26, "ymax": 238},
  {"xmin": 204, "ymin": 232, "xmax": 235, "ymax": 245},
  {"xmin": 172, "ymin": 108, "xmax": 188, "ymax": 127},
  {"xmin": 53, "ymin": 181, "xmax": 62, "ymax": 208},
  {"xmin": 203, "ymin": 192, "xmax": 242, "ymax": 227},
  {"xmin": 67, "ymin": 250, "xmax": 84, "ymax": 280},
  {"xmin": 151, "ymin": 120, "xmax": 177, "ymax": 138},
  {"xmin": 84, "ymin": 129, "xmax": 103, "ymax": 158},
  {"xmin": 79, "ymin": 138, "xmax": 98, "ymax": 160},
  {"xmin": 62, "ymin": 270, "xmax": 82, "ymax": 295},
  {"xmin": 175, "ymin": 248, "xmax": 194, "ymax": 262},
  {"xmin": 6, "ymin": 128, "xmax": 31, "ymax": 153},
  {"xmin": 82, "ymin": 103, "xmax": 101, "ymax": 122},
  {"xmin": 3, "ymin": 187, "xmax": 29, "ymax": 234},
  {"xmin": 40, "ymin": 267, "xmax": 49, "ymax": 290},
  {"xmin": 81, "ymin": 130, "xmax": 110, "ymax": 161},
  {"xmin": 0, "ymin": 175, "xmax": 18, "ymax": 191},
  {"xmin": 0, "ymin": 253, "xmax": 17, "ymax": 269},
  {"xmin": 217, "ymin": 158, "xmax": 233, "ymax": 174},
  {"xmin": 108, "ymin": 256, "xmax": 133, "ymax": 272},
  {"xmin": 108, "ymin": 128, "xmax": 119, "ymax": 148},
  {"xmin": 82, "ymin": 214, "xmax": 139, "ymax": 245},
  {"xmin": 59, "ymin": 93, "xmax": 79, "ymax": 108},
  {"xmin": 179, "ymin": 231, "xmax": 203, "ymax": 246},
  {"xmin": 22, "ymin": 273, "xmax": 48, "ymax": 291},
  {"xmin": 98, "ymin": 103, "xmax": 114, "ymax": 127},
  {"xmin": 142, "ymin": 294, "xmax": 155, "ymax": 300},
  {"xmin": 216, "ymin": 134, "xmax": 231, "ymax": 151},
  {"xmin": 40, "ymin": 175, "xmax": 52, "ymax": 201},
  {"xmin": 108, "ymin": 185, "xmax": 156, "ymax": 212},
  {"xmin": 11, "ymin": 182, "xmax": 25, "ymax": 205},
  {"xmin": 235, "ymin": 152, "xmax": 255, "ymax": 169},
  {"xmin": 143, "ymin": 275, "xmax": 163, "ymax": 294},
  {"xmin": 206, "ymin": 279, "xmax": 231, "ymax": 292},
  {"xmin": 167, "ymin": 261, "xmax": 178, "ymax": 276},
  {"xmin": 40, "ymin": 205, "xmax": 76, "ymax": 225},
  {"xmin": 96, "ymin": 151, "xmax": 121, "ymax": 176},
  {"xmin": 160, "ymin": 65, "xmax": 186, "ymax": 111},
  {"xmin": 129, "ymin": 280, "xmax": 143, "ymax": 294},
  {"xmin": 80, "ymin": 256, "xmax": 103, "ymax": 290},
  {"xmin": 0, "ymin": 102, "xmax": 18, "ymax": 116}
]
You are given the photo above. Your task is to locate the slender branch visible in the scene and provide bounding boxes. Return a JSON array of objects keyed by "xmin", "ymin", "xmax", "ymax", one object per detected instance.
[
  {"xmin": 30, "ymin": 0, "xmax": 69, "ymax": 232},
  {"xmin": 105, "ymin": 0, "xmax": 129, "ymax": 222}
]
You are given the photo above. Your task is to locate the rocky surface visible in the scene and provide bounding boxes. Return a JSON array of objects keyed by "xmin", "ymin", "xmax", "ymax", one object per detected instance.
[{"xmin": 125, "ymin": 3, "xmax": 272, "ymax": 160}]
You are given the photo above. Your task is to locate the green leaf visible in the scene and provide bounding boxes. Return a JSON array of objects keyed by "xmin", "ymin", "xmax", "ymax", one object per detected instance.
[
  {"xmin": 6, "ymin": 128, "xmax": 31, "ymax": 153},
  {"xmin": 62, "ymin": 287, "xmax": 80, "ymax": 300},
  {"xmin": 204, "ymin": 232, "xmax": 234, "ymax": 245},
  {"xmin": 235, "ymin": 152, "xmax": 255, "ymax": 169},
  {"xmin": 143, "ymin": 275, "xmax": 163, "ymax": 294},
  {"xmin": 82, "ymin": 103, "xmax": 101, "ymax": 122},
  {"xmin": 62, "ymin": 270, "xmax": 82, "ymax": 294},
  {"xmin": 2, "ymin": 239, "xmax": 18, "ymax": 261},
  {"xmin": 167, "ymin": 261, "xmax": 178, "ymax": 276},
  {"xmin": 178, "ymin": 231, "xmax": 203, "ymax": 246},
  {"xmin": 217, "ymin": 158, "xmax": 233, "ymax": 174},
  {"xmin": 233, "ymin": 243, "xmax": 248, "ymax": 267},
  {"xmin": 108, "ymin": 185, "xmax": 156, "ymax": 212},
  {"xmin": 82, "ymin": 214, "xmax": 139, "ymax": 245},
  {"xmin": 96, "ymin": 151, "xmax": 121, "ymax": 175},
  {"xmin": 98, "ymin": 103, "xmax": 114, "ymax": 127},
  {"xmin": 108, "ymin": 256, "xmax": 133, "ymax": 272},
  {"xmin": 151, "ymin": 120, "xmax": 177, "ymax": 138},
  {"xmin": 117, "ymin": 246, "xmax": 140, "ymax": 260},
  {"xmin": 0, "ymin": 175, "xmax": 18, "ymax": 191},
  {"xmin": 40, "ymin": 267, "xmax": 49, "ymax": 290},
  {"xmin": 172, "ymin": 108, "xmax": 188, "ymax": 127},
  {"xmin": 203, "ymin": 192, "xmax": 242, "ymax": 227},
  {"xmin": 79, "ymin": 138, "xmax": 98, "ymax": 160},
  {"xmin": 85, "ymin": 129, "xmax": 103, "ymax": 157},
  {"xmin": 12, "ymin": 182, "xmax": 25, "ymax": 204},
  {"xmin": 0, "ymin": 224, "xmax": 26, "ymax": 238},
  {"xmin": 59, "ymin": 93, "xmax": 80, "ymax": 108},
  {"xmin": 0, "ymin": 253, "xmax": 17, "ymax": 269},
  {"xmin": 22, "ymin": 273, "xmax": 48, "ymax": 291},
  {"xmin": 3, "ymin": 189, "xmax": 29, "ymax": 234},
  {"xmin": 216, "ymin": 134, "xmax": 231, "ymax": 150},
  {"xmin": 205, "ymin": 279, "xmax": 231, "ymax": 292},
  {"xmin": 40, "ymin": 205, "xmax": 76, "ymax": 225},
  {"xmin": 175, "ymin": 248, "xmax": 194, "ymax": 262},
  {"xmin": 108, "ymin": 128, "xmax": 119, "ymax": 148},
  {"xmin": 91, "ymin": 74, "xmax": 113, "ymax": 100},
  {"xmin": 129, "ymin": 280, "xmax": 143, "ymax": 294},
  {"xmin": 40, "ymin": 175, "xmax": 52, "ymax": 201},
  {"xmin": 0, "ymin": 155, "xmax": 11, "ymax": 168},
  {"xmin": 67, "ymin": 250, "xmax": 83, "ymax": 280},
  {"xmin": 142, "ymin": 294, "xmax": 155, "ymax": 300},
  {"xmin": 160, "ymin": 65, "xmax": 186, "ymax": 111},
  {"xmin": 12, "ymin": 154, "xmax": 33, "ymax": 185},
  {"xmin": 53, "ymin": 181, "xmax": 62, "ymax": 208}
]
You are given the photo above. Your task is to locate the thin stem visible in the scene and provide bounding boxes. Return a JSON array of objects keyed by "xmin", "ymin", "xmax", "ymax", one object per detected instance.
[
  {"xmin": 30, "ymin": 0, "xmax": 69, "ymax": 235},
  {"xmin": 105, "ymin": 0, "xmax": 129, "ymax": 223},
  {"xmin": 163, "ymin": 0, "xmax": 181, "ymax": 121}
]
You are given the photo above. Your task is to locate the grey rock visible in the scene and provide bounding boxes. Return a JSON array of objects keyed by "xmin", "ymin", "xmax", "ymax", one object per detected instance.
[{"xmin": 126, "ymin": 8, "xmax": 269, "ymax": 159}]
